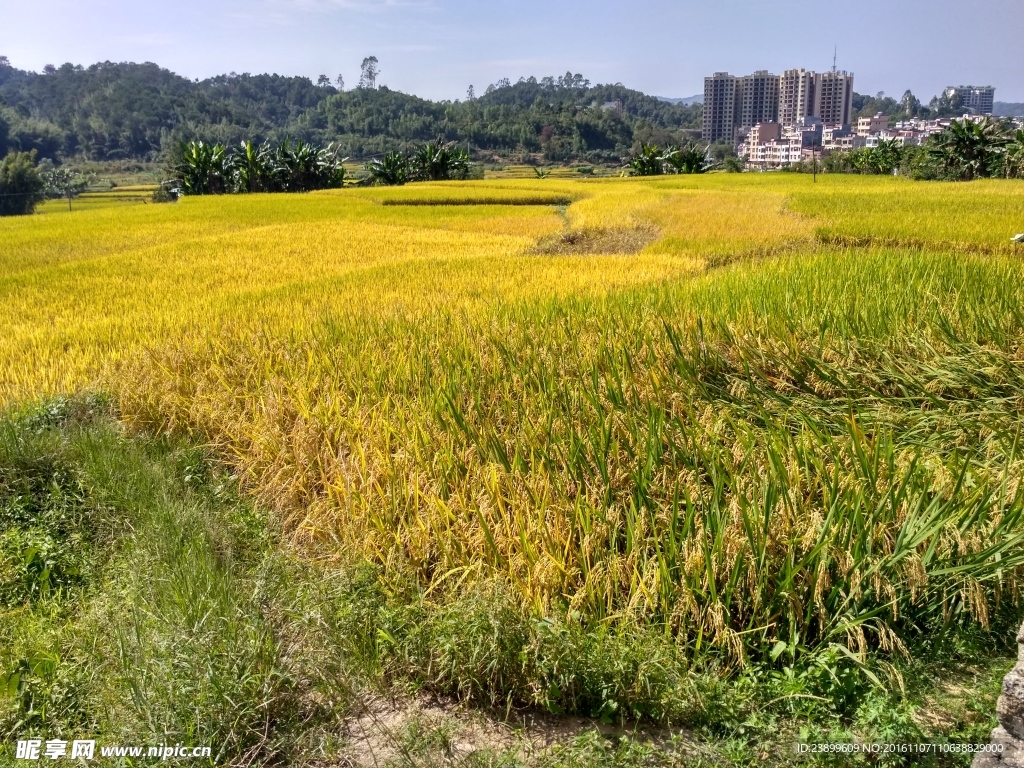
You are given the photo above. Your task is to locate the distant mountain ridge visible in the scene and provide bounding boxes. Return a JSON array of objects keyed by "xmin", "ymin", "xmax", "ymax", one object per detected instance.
[
  {"xmin": 658, "ymin": 95, "xmax": 703, "ymax": 106},
  {"xmin": 994, "ymin": 102, "xmax": 1024, "ymax": 117}
]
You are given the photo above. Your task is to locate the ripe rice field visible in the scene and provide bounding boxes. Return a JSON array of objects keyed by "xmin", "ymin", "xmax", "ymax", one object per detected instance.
[{"xmin": 4, "ymin": 174, "xmax": 1024, "ymax": 662}]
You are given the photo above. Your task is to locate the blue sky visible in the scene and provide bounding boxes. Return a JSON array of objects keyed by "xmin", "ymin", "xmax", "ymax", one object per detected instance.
[{"xmin": 2, "ymin": 0, "xmax": 1022, "ymax": 101}]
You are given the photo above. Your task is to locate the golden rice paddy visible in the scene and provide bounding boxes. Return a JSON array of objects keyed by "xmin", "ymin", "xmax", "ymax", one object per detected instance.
[{"xmin": 4, "ymin": 173, "xmax": 1024, "ymax": 658}]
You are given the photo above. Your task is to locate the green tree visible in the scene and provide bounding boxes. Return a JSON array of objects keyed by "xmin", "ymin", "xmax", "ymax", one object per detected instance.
[
  {"xmin": 0, "ymin": 150, "xmax": 45, "ymax": 216},
  {"xmin": 823, "ymin": 150, "xmax": 856, "ymax": 174},
  {"xmin": 929, "ymin": 90, "xmax": 965, "ymax": 118},
  {"xmin": 851, "ymin": 91, "xmax": 901, "ymax": 122},
  {"xmin": 900, "ymin": 90, "xmax": 922, "ymax": 118},
  {"xmin": 42, "ymin": 166, "xmax": 95, "ymax": 211},
  {"xmin": 358, "ymin": 57, "xmax": 379, "ymax": 90},
  {"xmin": 722, "ymin": 154, "xmax": 743, "ymax": 173},
  {"xmin": 1, "ymin": 59, "xmax": 703, "ymax": 165},
  {"xmin": 928, "ymin": 118, "xmax": 1007, "ymax": 181}
]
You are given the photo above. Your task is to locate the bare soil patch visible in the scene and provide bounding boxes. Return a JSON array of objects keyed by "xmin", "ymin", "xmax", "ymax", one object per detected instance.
[{"xmin": 531, "ymin": 226, "xmax": 659, "ymax": 255}]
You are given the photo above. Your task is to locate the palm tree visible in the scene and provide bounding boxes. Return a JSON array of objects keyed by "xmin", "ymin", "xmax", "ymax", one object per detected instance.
[{"xmin": 928, "ymin": 118, "xmax": 1007, "ymax": 181}]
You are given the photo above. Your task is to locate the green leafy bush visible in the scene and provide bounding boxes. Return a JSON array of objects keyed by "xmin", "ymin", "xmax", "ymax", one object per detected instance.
[{"xmin": 0, "ymin": 151, "xmax": 44, "ymax": 216}]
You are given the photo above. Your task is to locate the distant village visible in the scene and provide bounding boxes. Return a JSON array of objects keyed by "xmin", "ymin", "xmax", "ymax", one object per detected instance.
[{"xmin": 702, "ymin": 69, "xmax": 1019, "ymax": 168}]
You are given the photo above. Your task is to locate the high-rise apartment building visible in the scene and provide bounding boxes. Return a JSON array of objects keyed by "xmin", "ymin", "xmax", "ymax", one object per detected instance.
[
  {"xmin": 703, "ymin": 66, "xmax": 855, "ymax": 142},
  {"xmin": 779, "ymin": 69, "xmax": 817, "ymax": 126},
  {"xmin": 943, "ymin": 85, "xmax": 995, "ymax": 115},
  {"xmin": 703, "ymin": 73, "xmax": 739, "ymax": 141},
  {"xmin": 738, "ymin": 71, "xmax": 781, "ymax": 133},
  {"xmin": 816, "ymin": 70, "xmax": 854, "ymax": 126}
]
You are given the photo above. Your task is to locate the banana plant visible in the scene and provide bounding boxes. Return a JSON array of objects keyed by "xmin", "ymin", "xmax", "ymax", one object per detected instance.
[
  {"xmin": 175, "ymin": 139, "xmax": 349, "ymax": 195},
  {"xmin": 411, "ymin": 138, "xmax": 470, "ymax": 181},
  {"xmin": 366, "ymin": 151, "xmax": 410, "ymax": 185},
  {"xmin": 851, "ymin": 139, "xmax": 903, "ymax": 175},
  {"xmin": 626, "ymin": 143, "xmax": 664, "ymax": 176},
  {"xmin": 172, "ymin": 141, "xmax": 228, "ymax": 195},
  {"xmin": 275, "ymin": 139, "xmax": 317, "ymax": 192},
  {"xmin": 928, "ymin": 117, "xmax": 1007, "ymax": 181},
  {"xmin": 663, "ymin": 142, "xmax": 712, "ymax": 174},
  {"xmin": 1004, "ymin": 129, "xmax": 1024, "ymax": 179},
  {"xmin": 314, "ymin": 143, "xmax": 348, "ymax": 189},
  {"xmin": 229, "ymin": 140, "xmax": 280, "ymax": 193}
]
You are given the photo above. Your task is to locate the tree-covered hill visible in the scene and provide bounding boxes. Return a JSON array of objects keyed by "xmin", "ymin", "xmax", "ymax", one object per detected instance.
[
  {"xmin": 0, "ymin": 58, "xmax": 701, "ymax": 164},
  {"xmin": 0, "ymin": 58, "xmax": 337, "ymax": 160},
  {"xmin": 295, "ymin": 76, "xmax": 699, "ymax": 160}
]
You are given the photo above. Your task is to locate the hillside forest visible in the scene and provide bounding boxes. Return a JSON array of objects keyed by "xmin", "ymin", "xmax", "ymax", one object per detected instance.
[{"xmin": 0, "ymin": 57, "xmax": 702, "ymax": 164}]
